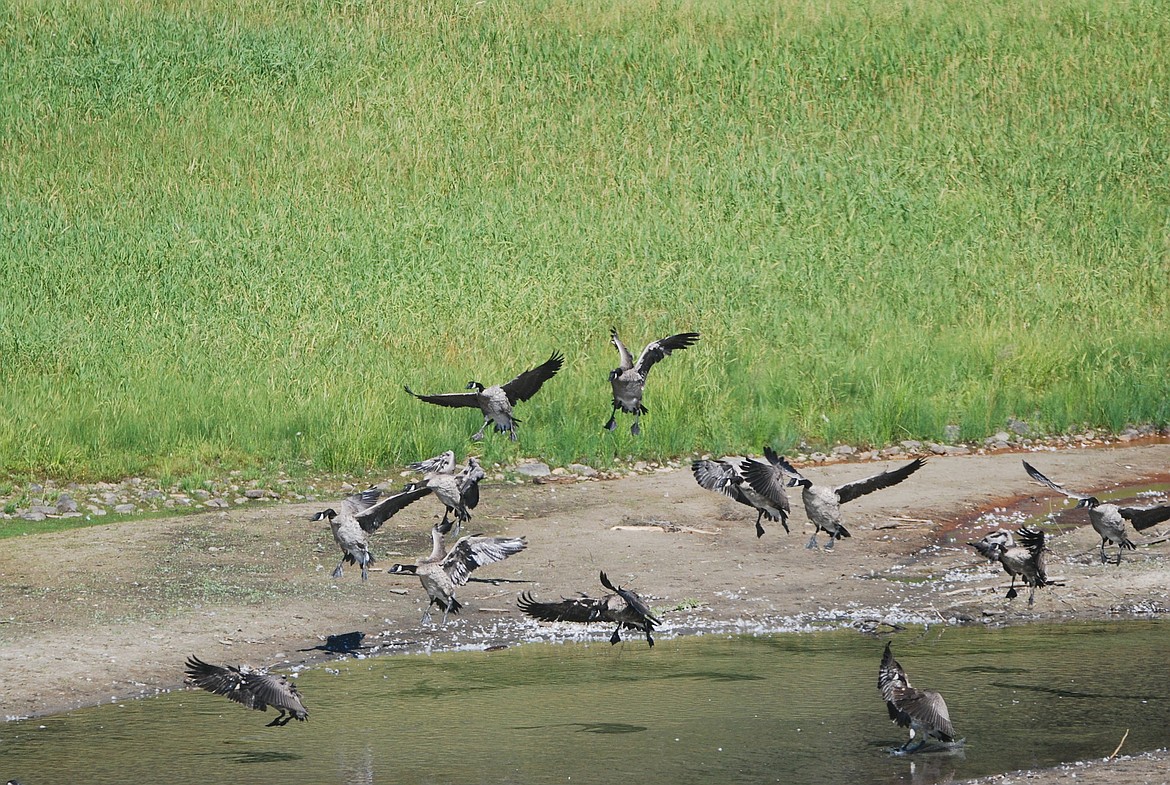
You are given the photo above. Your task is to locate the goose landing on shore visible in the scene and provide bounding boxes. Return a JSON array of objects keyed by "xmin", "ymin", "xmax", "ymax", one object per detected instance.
[
  {"xmin": 1022, "ymin": 460, "xmax": 1170, "ymax": 564},
  {"xmin": 605, "ymin": 329, "xmax": 699, "ymax": 435},
  {"xmin": 405, "ymin": 352, "xmax": 563, "ymax": 442}
]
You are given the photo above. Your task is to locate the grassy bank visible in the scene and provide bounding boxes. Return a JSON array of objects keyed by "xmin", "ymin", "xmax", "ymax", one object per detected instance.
[{"xmin": 2, "ymin": 0, "xmax": 1168, "ymax": 479}]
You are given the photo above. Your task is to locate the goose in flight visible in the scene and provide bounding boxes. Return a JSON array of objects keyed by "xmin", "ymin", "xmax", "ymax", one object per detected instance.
[
  {"xmin": 969, "ymin": 525, "xmax": 1055, "ymax": 605},
  {"xmin": 184, "ymin": 655, "xmax": 308, "ymax": 726},
  {"xmin": 765, "ymin": 454, "xmax": 927, "ymax": 549},
  {"xmin": 517, "ymin": 571, "xmax": 661, "ymax": 647},
  {"xmin": 405, "ymin": 352, "xmax": 564, "ymax": 442},
  {"xmin": 310, "ymin": 485, "xmax": 431, "ymax": 581},
  {"xmin": 692, "ymin": 455, "xmax": 789, "ymax": 538},
  {"xmin": 605, "ymin": 328, "xmax": 699, "ymax": 435},
  {"xmin": 878, "ymin": 643, "xmax": 955, "ymax": 753},
  {"xmin": 408, "ymin": 451, "xmax": 486, "ymax": 534},
  {"xmin": 1022, "ymin": 460, "xmax": 1170, "ymax": 563},
  {"xmin": 388, "ymin": 520, "xmax": 527, "ymax": 625}
]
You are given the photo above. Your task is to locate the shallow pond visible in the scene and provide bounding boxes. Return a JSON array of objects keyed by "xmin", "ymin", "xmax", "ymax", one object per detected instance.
[{"xmin": 3, "ymin": 620, "xmax": 1168, "ymax": 784}]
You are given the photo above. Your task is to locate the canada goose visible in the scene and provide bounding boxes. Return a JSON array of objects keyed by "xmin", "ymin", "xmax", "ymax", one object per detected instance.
[
  {"xmin": 517, "ymin": 571, "xmax": 661, "ymax": 647},
  {"xmin": 387, "ymin": 520, "xmax": 527, "ymax": 624},
  {"xmin": 771, "ymin": 455, "xmax": 927, "ymax": 549},
  {"xmin": 409, "ymin": 451, "xmax": 486, "ymax": 533},
  {"xmin": 692, "ymin": 455, "xmax": 790, "ymax": 538},
  {"xmin": 969, "ymin": 525, "xmax": 1054, "ymax": 605},
  {"xmin": 184, "ymin": 655, "xmax": 308, "ymax": 726},
  {"xmin": 1022, "ymin": 460, "xmax": 1170, "ymax": 564},
  {"xmin": 605, "ymin": 328, "xmax": 700, "ymax": 435},
  {"xmin": 404, "ymin": 352, "xmax": 564, "ymax": 442},
  {"xmin": 309, "ymin": 485, "xmax": 431, "ymax": 581},
  {"xmin": 878, "ymin": 642, "xmax": 955, "ymax": 753}
]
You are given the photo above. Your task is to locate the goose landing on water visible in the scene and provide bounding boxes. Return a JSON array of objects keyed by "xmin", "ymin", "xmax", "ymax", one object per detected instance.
[
  {"xmin": 184, "ymin": 656, "xmax": 308, "ymax": 726},
  {"xmin": 1022, "ymin": 460, "xmax": 1170, "ymax": 564},
  {"xmin": 388, "ymin": 521, "xmax": 527, "ymax": 625},
  {"xmin": 605, "ymin": 328, "xmax": 699, "ymax": 435},
  {"xmin": 878, "ymin": 643, "xmax": 956, "ymax": 753},
  {"xmin": 771, "ymin": 454, "xmax": 927, "ymax": 550},
  {"xmin": 404, "ymin": 352, "xmax": 564, "ymax": 442},
  {"xmin": 517, "ymin": 571, "xmax": 661, "ymax": 647}
]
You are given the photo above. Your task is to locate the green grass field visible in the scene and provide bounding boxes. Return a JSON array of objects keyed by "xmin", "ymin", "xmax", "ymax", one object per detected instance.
[{"xmin": 2, "ymin": 0, "xmax": 1168, "ymax": 480}]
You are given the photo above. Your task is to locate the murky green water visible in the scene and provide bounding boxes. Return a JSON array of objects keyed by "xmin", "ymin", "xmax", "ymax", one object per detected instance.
[{"xmin": 3, "ymin": 621, "xmax": 1168, "ymax": 784}]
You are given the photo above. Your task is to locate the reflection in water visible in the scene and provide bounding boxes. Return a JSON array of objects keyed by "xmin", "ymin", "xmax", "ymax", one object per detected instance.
[{"xmin": 1, "ymin": 620, "xmax": 1167, "ymax": 785}]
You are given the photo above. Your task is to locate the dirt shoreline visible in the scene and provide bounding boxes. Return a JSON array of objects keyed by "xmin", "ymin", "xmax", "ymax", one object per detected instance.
[{"xmin": 3, "ymin": 443, "xmax": 1169, "ymax": 783}]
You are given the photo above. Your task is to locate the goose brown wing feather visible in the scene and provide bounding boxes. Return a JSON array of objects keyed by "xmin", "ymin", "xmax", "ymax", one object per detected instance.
[
  {"xmin": 633, "ymin": 332, "xmax": 700, "ymax": 377},
  {"xmin": 835, "ymin": 458, "xmax": 926, "ymax": 505},
  {"xmin": 242, "ymin": 672, "xmax": 307, "ymax": 716},
  {"xmin": 356, "ymin": 485, "xmax": 432, "ymax": 534},
  {"xmin": 1022, "ymin": 460, "xmax": 1091, "ymax": 500},
  {"xmin": 610, "ymin": 328, "xmax": 634, "ymax": 370},
  {"xmin": 1119, "ymin": 503, "xmax": 1170, "ymax": 531},
  {"xmin": 442, "ymin": 535, "xmax": 527, "ymax": 585},
  {"xmin": 517, "ymin": 592, "xmax": 606, "ymax": 624},
  {"xmin": 403, "ymin": 386, "xmax": 480, "ymax": 409},
  {"xmin": 501, "ymin": 352, "xmax": 564, "ymax": 404},
  {"xmin": 339, "ymin": 488, "xmax": 381, "ymax": 517},
  {"xmin": 691, "ymin": 459, "xmax": 739, "ymax": 497}
]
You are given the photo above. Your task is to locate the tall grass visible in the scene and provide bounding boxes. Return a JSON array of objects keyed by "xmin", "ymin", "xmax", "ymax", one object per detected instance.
[{"xmin": 1, "ymin": 0, "xmax": 1168, "ymax": 479}]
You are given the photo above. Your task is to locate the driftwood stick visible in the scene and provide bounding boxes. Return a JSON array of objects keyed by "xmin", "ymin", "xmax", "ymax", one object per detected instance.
[{"xmin": 1108, "ymin": 728, "xmax": 1129, "ymax": 761}]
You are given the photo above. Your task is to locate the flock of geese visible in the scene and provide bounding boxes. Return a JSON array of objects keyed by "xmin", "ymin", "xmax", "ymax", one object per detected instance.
[{"xmin": 180, "ymin": 331, "xmax": 1170, "ymax": 752}]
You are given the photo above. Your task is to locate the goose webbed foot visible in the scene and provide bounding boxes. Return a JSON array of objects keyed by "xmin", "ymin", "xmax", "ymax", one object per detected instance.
[
  {"xmin": 1005, "ymin": 587, "xmax": 1018, "ymax": 600},
  {"xmin": 825, "ymin": 537, "xmax": 837, "ymax": 551},
  {"xmin": 805, "ymin": 534, "xmax": 819, "ymax": 550},
  {"xmin": 630, "ymin": 420, "xmax": 641, "ymax": 436},
  {"xmin": 610, "ymin": 627, "xmax": 622, "ymax": 645},
  {"xmin": 266, "ymin": 711, "xmax": 290, "ymax": 727},
  {"xmin": 604, "ymin": 414, "xmax": 617, "ymax": 431},
  {"xmin": 508, "ymin": 429, "xmax": 518, "ymax": 442},
  {"xmin": 754, "ymin": 521, "xmax": 766, "ymax": 539},
  {"xmin": 331, "ymin": 563, "xmax": 344, "ymax": 579}
]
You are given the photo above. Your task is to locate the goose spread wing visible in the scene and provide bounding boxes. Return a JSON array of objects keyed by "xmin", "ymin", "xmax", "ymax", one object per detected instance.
[
  {"xmin": 517, "ymin": 592, "xmax": 606, "ymax": 624},
  {"xmin": 633, "ymin": 332, "xmax": 700, "ymax": 377},
  {"xmin": 769, "ymin": 452, "xmax": 806, "ymax": 484},
  {"xmin": 878, "ymin": 642, "xmax": 909, "ymax": 699},
  {"xmin": 1022, "ymin": 460, "xmax": 1090, "ymax": 501},
  {"xmin": 891, "ymin": 687, "xmax": 955, "ymax": 739},
  {"xmin": 241, "ymin": 671, "xmax": 307, "ymax": 715},
  {"xmin": 740, "ymin": 451, "xmax": 791, "ymax": 508},
  {"xmin": 356, "ymin": 485, "xmax": 432, "ymax": 534},
  {"xmin": 692, "ymin": 459, "xmax": 740, "ymax": 497},
  {"xmin": 835, "ymin": 458, "xmax": 926, "ymax": 505},
  {"xmin": 501, "ymin": 351, "xmax": 564, "ymax": 404},
  {"xmin": 610, "ymin": 328, "xmax": 634, "ymax": 371},
  {"xmin": 1119, "ymin": 503, "xmax": 1170, "ymax": 531},
  {"xmin": 339, "ymin": 488, "xmax": 382, "ymax": 517},
  {"xmin": 1015, "ymin": 525, "xmax": 1047, "ymax": 558},
  {"xmin": 442, "ymin": 535, "xmax": 527, "ymax": 585},
  {"xmin": 409, "ymin": 450, "xmax": 456, "ymax": 475},
  {"xmin": 185, "ymin": 656, "xmax": 260, "ymax": 709},
  {"xmin": 403, "ymin": 386, "xmax": 480, "ymax": 410}
]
